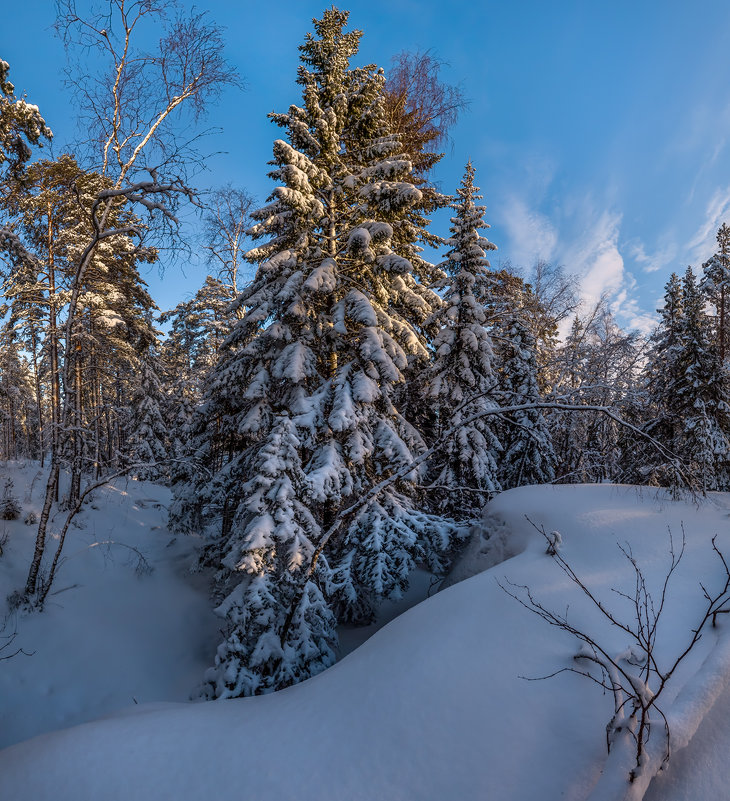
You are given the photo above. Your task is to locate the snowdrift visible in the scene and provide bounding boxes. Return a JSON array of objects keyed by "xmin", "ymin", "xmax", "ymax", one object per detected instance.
[{"xmin": 3, "ymin": 482, "xmax": 730, "ymax": 801}]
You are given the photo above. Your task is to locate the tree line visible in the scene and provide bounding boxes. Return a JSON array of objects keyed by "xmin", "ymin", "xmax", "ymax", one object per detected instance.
[{"xmin": 1, "ymin": 4, "xmax": 728, "ymax": 698}]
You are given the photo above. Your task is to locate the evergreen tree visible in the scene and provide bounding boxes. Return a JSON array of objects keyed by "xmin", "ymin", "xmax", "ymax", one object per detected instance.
[
  {"xmin": 675, "ymin": 267, "xmax": 730, "ymax": 490},
  {"xmin": 701, "ymin": 222, "xmax": 730, "ymax": 363},
  {"xmin": 127, "ymin": 357, "xmax": 168, "ymax": 481},
  {"xmin": 498, "ymin": 316, "xmax": 556, "ymax": 489},
  {"xmin": 641, "ymin": 269, "xmax": 730, "ymax": 490},
  {"xmin": 0, "ymin": 332, "xmax": 37, "ymax": 460},
  {"xmin": 0, "ymin": 59, "xmax": 51, "ymax": 181},
  {"xmin": 202, "ymin": 415, "xmax": 337, "ymax": 697},
  {"xmin": 175, "ymin": 8, "xmax": 458, "ymax": 695},
  {"xmin": 159, "ymin": 275, "xmax": 239, "ymax": 408},
  {"xmin": 0, "ymin": 478, "xmax": 20, "ymax": 520},
  {"xmin": 422, "ymin": 162, "xmax": 501, "ymax": 517},
  {"xmin": 637, "ymin": 273, "xmax": 685, "ymax": 485}
]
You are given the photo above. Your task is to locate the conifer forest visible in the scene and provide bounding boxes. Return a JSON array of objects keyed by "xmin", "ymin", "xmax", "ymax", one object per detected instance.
[{"xmin": 4, "ymin": 4, "xmax": 730, "ymax": 800}]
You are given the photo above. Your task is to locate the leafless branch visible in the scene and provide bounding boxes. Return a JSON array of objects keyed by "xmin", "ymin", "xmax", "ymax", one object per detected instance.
[{"xmin": 500, "ymin": 521, "xmax": 730, "ymax": 784}]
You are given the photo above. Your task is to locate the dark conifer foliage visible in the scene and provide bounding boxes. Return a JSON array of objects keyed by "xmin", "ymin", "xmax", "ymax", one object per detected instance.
[{"xmin": 497, "ymin": 316, "xmax": 556, "ymax": 489}]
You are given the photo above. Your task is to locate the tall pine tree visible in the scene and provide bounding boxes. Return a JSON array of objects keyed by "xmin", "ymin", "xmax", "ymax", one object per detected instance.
[
  {"xmin": 641, "ymin": 269, "xmax": 730, "ymax": 490},
  {"xmin": 675, "ymin": 267, "xmax": 730, "ymax": 490}
]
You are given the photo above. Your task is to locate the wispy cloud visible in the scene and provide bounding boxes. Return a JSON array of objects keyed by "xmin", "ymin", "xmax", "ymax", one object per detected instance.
[
  {"xmin": 501, "ymin": 186, "xmax": 660, "ymax": 335},
  {"xmin": 562, "ymin": 209, "xmax": 624, "ymax": 304},
  {"xmin": 669, "ymin": 101, "xmax": 730, "ymax": 205},
  {"xmin": 686, "ymin": 186, "xmax": 730, "ymax": 263},
  {"xmin": 566, "ymin": 211, "xmax": 659, "ymax": 334},
  {"xmin": 498, "ymin": 195, "xmax": 558, "ymax": 268},
  {"xmin": 626, "ymin": 238, "xmax": 677, "ymax": 274},
  {"xmin": 611, "ymin": 287, "xmax": 658, "ymax": 336}
]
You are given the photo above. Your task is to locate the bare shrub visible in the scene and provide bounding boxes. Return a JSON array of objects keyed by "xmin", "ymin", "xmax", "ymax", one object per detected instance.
[{"xmin": 499, "ymin": 519, "xmax": 730, "ymax": 784}]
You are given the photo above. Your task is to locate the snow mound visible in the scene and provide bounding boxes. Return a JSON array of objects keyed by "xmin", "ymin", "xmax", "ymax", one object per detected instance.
[{"xmin": 3, "ymin": 483, "xmax": 730, "ymax": 800}]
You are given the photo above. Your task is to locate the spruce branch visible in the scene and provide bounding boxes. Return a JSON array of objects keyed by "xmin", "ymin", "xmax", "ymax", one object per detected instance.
[{"xmin": 279, "ymin": 400, "xmax": 690, "ymax": 645}]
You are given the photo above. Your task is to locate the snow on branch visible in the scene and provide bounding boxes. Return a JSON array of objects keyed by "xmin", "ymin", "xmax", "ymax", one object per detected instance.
[
  {"xmin": 0, "ymin": 225, "xmax": 42, "ymax": 270},
  {"xmin": 279, "ymin": 400, "xmax": 690, "ymax": 645}
]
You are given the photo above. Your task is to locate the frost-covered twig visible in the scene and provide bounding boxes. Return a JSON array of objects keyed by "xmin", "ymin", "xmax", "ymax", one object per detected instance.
[{"xmin": 500, "ymin": 521, "xmax": 730, "ymax": 788}]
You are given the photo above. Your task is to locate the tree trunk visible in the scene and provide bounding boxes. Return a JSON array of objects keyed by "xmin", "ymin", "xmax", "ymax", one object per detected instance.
[{"xmin": 25, "ymin": 459, "xmax": 59, "ymax": 596}]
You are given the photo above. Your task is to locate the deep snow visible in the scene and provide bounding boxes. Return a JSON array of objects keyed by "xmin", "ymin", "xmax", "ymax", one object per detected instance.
[
  {"xmin": 3, "ymin": 474, "xmax": 730, "ymax": 800},
  {"xmin": 0, "ymin": 462, "xmax": 219, "ymax": 749}
]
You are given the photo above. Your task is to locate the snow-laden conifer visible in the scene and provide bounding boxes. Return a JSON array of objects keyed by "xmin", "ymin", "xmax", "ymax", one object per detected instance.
[
  {"xmin": 642, "ymin": 269, "xmax": 730, "ymax": 490},
  {"xmin": 636, "ymin": 274, "xmax": 685, "ymax": 485},
  {"xmin": 675, "ymin": 267, "xmax": 730, "ymax": 490},
  {"xmin": 701, "ymin": 223, "xmax": 730, "ymax": 363},
  {"xmin": 179, "ymin": 9, "xmax": 459, "ymax": 695},
  {"xmin": 422, "ymin": 162, "xmax": 501, "ymax": 517},
  {"xmin": 203, "ymin": 415, "xmax": 336, "ymax": 697},
  {"xmin": 127, "ymin": 357, "xmax": 168, "ymax": 481},
  {"xmin": 0, "ymin": 59, "xmax": 52, "ymax": 179},
  {"xmin": 498, "ymin": 316, "xmax": 556, "ymax": 489},
  {"xmin": 0, "ymin": 478, "xmax": 21, "ymax": 520}
]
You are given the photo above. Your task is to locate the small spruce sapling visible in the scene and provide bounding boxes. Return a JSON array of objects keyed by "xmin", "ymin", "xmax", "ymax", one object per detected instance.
[{"xmin": 0, "ymin": 479, "xmax": 21, "ymax": 520}]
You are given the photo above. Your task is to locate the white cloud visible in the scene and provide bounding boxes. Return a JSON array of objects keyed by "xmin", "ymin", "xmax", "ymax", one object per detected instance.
[
  {"xmin": 614, "ymin": 296, "xmax": 658, "ymax": 336},
  {"xmin": 498, "ymin": 195, "xmax": 558, "ymax": 269},
  {"xmin": 687, "ymin": 186, "xmax": 730, "ymax": 263},
  {"xmin": 563, "ymin": 209, "xmax": 624, "ymax": 306},
  {"xmin": 501, "ymin": 193, "xmax": 659, "ymax": 336},
  {"xmin": 626, "ymin": 238, "xmax": 677, "ymax": 274},
  {"xmin": 560, "ymin": 207, "xmax": 657, "ymax": 335}
]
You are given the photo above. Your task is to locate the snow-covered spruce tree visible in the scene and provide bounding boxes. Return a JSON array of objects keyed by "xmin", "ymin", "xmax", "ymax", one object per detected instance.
[
  {"xmin": 181, "ymin": 9, "xmax": 459, "ymax": 696},
  {"xmin": 126, "ymin": 356, "xmax": 168, "ymax": 481},
  {"xmin": 497, "ymin": 315, "xmax": 556, "ymax": 489},
  {"xmin": 641, "ymin": 268, "xmax": 730, "ymax": 490},
  {"xmin": 203, "ymin": 415, "xmax": 337, "ymax": 697},
  {"xmin": 158, "ymin": 273, "xmax": 241, "ymax": 489},
  {"xmin": 0, "ymin": 478, "xmax": 20, "ymax": 520},
  {"xmin": 674, "ymin": 267, "xmax": 730, "ymax": 490},
  {"xmin": 701, "ymin": 222, "xmax": 730, "ymax": 363},
  {"xmin": 0, "ymin": 59, "xmax": 51, "ymax": 182},
  {"xmin": 159, "ymin": 275, "xmax": 240, "ymax": 407},
  {"xmin": 0, "ymin": 330, "xmax": 38, "ymax": 460},
  {"xmin": 635, "ymin": 273, "xmax": 685, "ymax": 486},
  {"xmin": 422, "ymin": 162, "xmax": 501, "ymax": 518}
]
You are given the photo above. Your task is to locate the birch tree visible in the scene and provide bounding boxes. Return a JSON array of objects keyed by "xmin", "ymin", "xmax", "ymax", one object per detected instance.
[{"xmin": 24, "ymin": 0, "xmax": 238, "ymax": 601}]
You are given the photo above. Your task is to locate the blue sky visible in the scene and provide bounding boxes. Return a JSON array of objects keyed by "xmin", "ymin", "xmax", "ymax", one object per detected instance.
[{"xmin": 4, "ymin": 1, "xmax": 730, "ymax": 333}]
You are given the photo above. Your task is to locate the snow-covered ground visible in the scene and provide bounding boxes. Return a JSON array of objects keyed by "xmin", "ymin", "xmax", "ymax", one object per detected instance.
[
  {"xmin": 0, "ymin": 462, "xmax": 219, "ymax": 749},
  {"xmin": 3, "ymin": 471, "xmax": 730, "ymax": 800}
]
